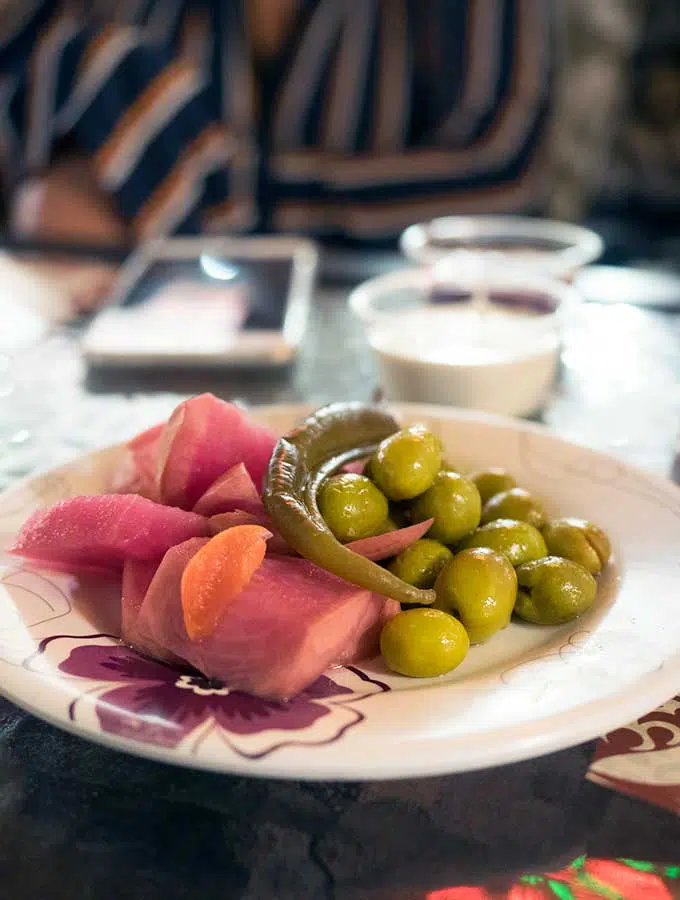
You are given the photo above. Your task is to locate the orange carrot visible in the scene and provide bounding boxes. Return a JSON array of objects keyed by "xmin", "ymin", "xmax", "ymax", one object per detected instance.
[{"xmin": 181, "ymin": 525, "xmax": 271, "ymax": 640}]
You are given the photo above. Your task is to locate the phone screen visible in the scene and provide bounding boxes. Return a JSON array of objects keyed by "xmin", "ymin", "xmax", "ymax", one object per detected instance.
[{"xmin": 121, "ymin": 255, "xmax": 294, "ymax": 332}]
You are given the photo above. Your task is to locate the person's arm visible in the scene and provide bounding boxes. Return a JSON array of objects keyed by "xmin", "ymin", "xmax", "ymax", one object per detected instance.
[{"xmin": 10, "ymin": 152, "xmax": 129, "ymax": 247}]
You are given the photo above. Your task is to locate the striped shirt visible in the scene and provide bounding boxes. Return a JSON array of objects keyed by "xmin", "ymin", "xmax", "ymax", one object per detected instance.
[{"xmin": 0, "ymin": 0, "xmax": 556, "ymax": 242}]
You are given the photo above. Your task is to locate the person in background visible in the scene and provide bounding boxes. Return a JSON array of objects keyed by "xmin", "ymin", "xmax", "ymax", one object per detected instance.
[{"xmin": 0, "ymin": 0, "xmax": 556, "ymax": 255}]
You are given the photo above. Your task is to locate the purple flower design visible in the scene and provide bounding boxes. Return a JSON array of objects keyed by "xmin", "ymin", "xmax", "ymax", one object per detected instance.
[{"xmin": 38, "ymin": 635, "xmax": 389, "ymax": 758}]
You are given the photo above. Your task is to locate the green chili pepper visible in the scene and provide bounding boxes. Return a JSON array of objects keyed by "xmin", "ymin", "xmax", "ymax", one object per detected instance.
[{"xmin": 263, "ymin": 403, "xmax": 437, "ymax": 606}]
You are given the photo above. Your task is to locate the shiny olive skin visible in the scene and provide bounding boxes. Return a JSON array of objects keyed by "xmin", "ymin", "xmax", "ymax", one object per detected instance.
[
  {"xmin": 388, "ymin": 539, "xmax": 453, "ymax": 589},
  {"xmin": 371, "ymin": 427, "xmax": 442, "ymax": 501},
  {"xmin": 542, "ymin": 518, "xmax": 612, "ymax": 574},
  {"xmin": 435, "ymin": 548, "xmax": 517, "ymax": 643},
  {"xmin": 481, "ymin": 487, "xmax": 546, "ymax": 529},
  {"xmin": 318, "ymin": 473, "xmax": 389, "ymax": 542},
  {"xmin": 468, "ymin": 468, "xmax": 517, "ymax": 505},
  {"xmin": 380, "ymin": 608, "xmax": 469, "ymax": 677},
  {"xmin": 411, "ymin": 471, "xmax": 482, "ymax": 544},
  {"xmin": 515, "ymin": 556, "xmax": 597, "ymax": 625},
  {"xmin": 459, "ymin": 518, "xmax": 547, "ymax": 567}
]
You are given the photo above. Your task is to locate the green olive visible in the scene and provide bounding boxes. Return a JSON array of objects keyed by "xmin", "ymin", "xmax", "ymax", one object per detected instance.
[
  {"xmin": 459, "ymin": 519, "xmax": 547, "ymax": 566},
  {"xmin": 440, "ymin": 459, "xmax": 458, "ymax": 473},
  {"xmin": 515, "ymin": 556, "xmax": 598, "ymax": 625},
  {"xmin": 481, "ymin": 487, "xmax": 546, "ymax": 529},
  {"xmin": 542, "ymin": 518, "xmax": 612, "ymax": 574},
  {"xmin": 371, "ymin": 427, "xmax": 442, "ymax": 501},
  {"xmin": 373, "ymin": 517, "xmax": 399, "ymax": 536},
  {"xmin": 318, "ymin": 473, "xmax": 389, "ymax": 542},
  {"xmin": 435, "ymin": 548, "xmax": 517, "ymax": 643},
  {"xmin": 468, "ymin": 468, "xmax": 517, "ymax": 505},
  {"xmin": 411, "ymin": 471, "xmax": 481, "ymax": 544},
  {"xmin": 388, "ymin": 539, "xmax": 453, "ymax": 589},
  {"xmin": 380, "ymin": 608, "xmax": 469, "ymax": 677}
]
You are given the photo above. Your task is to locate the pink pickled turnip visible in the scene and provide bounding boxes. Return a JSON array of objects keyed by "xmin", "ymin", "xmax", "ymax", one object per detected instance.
[
  {"xmin": 192, "ymin": 463, "xmax": 265, "ymax": 517},
  {"xmin": 121, "ymin": 558, "xmax": 185, "ymax": 664},
  {"xmin": 345, "ymin": 519, "xmax": 434, "ymax": 561},
  {"xmin": 155, "ymin": 394, "xmax": 276, "ymax": 509},
  {"xmin": 134, "ymin": 541, "xmax": 397, "ymax": 700},
  {"xmin": 8, "ymin": 494, "xmax": 210, "ymax": 573}
]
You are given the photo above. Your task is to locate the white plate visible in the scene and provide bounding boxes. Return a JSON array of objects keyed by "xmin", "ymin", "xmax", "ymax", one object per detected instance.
[{"xmin": 1, "ymin": 404, "xmax": 679, "ymax": 781}]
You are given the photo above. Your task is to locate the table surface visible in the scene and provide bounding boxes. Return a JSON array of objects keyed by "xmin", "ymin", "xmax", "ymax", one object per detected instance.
[{"xmin": 1, "ymin": 261, "xmax": 680, "ymax": 898}]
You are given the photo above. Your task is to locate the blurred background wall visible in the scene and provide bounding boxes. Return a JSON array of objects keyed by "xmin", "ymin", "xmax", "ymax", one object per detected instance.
[{"xmin": 551, "ymin": 0, "xmax": 680, "ymax": 225}]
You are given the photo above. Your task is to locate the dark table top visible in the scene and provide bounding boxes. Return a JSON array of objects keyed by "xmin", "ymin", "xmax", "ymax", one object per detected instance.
[{"xmin": 1, "ymin": 253, "xmax": 680, "ymax": 898}]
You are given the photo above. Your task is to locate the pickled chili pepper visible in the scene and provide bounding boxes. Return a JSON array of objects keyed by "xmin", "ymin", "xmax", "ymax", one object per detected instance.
[{"xmin": 263, "ymin": 403, "xmax": 437, "ymax": 606}]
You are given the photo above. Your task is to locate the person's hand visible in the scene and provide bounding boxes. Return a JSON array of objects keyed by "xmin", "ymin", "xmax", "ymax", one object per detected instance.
[
  {"xmin": 24, "ymin": 259, "xmax": 119, "ymax": 316},
  {"xmin": 0, "ymin": 252, "xmax": 118, "ymax": 320},
  {"xmin": 10, "ymin": 153, "xmax": 128, "ymax": 248}
]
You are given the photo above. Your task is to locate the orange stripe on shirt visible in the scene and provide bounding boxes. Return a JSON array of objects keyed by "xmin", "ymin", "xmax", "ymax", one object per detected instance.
[
  {"xmin": 78, "ymin": 23, "xmax": 117, "ymax": 79},
  {"xmin": 201, "ymin": 199, "xmax": 255, "ymax": 232},
  {"xmin": 94, "ymin": 59, "xmax": 197, "ymax": 174},
  {"xmin": 133, "ymin": 124, "xmax": 230, "ymax": 236}
]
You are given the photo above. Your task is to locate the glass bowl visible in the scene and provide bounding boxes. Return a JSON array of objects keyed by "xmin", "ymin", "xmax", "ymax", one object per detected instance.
[{"xmin": 399, "ymin": 215, "xmax": 604, "ymax": 281}]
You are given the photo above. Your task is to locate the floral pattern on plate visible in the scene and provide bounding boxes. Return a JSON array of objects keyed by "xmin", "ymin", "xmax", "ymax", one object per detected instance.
[{"xmin": 29, "ymin": 633, "xmax": 390, "ymax": 759}]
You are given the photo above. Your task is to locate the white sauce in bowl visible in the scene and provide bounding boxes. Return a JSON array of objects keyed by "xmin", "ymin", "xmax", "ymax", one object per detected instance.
[{"xmin": 369, "ymin": 307, "xmax": 559, "ymax": 367}]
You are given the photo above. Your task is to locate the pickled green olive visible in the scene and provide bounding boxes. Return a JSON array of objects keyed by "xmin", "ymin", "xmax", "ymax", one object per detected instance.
[
  {"xmin": 515, "ymin": 556, "xmax": 597, "ymax": 625},
  {"xmin": 434, "ymin": 548, "xmax": 517, "ymax": 644},
  {"xmin": 373, "ymin": 517, "xmax": 399, "ymax": 536},
  {"xmin": 468, "ymin": 468, "xmax": 517, "ymax": 505},
  {"xmin": 481, "ymin": 487, "xmax": 546, "ymax": 529},
  {"xmin": 459, "ymin": 519, "xmax": 547, "ymax": 566},
  {"xmin": 371, "ymin": 427, "xmax": 442, "ymax": 501},
  {"xmin": 388, "ymin": 539, "xmax": 453, "ymax": 589},
  {"xmin": 318, "ymin": 473, "xmax": 389, "ymax": 542},
  {"xmin": 362, "ymin": 456, "xmax": 376, "ymax": 479},
  {"xmin": 542, "ymin": 518, "xmax": 612, "ymax": 574},
  {"xmin": 411, "ymin": 471, "xmax": 482, "ymax": 544},
  {"xmin": 380, "ymin": 608, "xmax": 469, "ymax": 677}
]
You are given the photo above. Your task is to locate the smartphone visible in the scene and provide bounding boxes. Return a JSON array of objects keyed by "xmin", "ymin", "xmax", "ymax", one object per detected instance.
[{"xmin": 81, "ymin": 236, "xmax": 318, "ymax": 368}]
